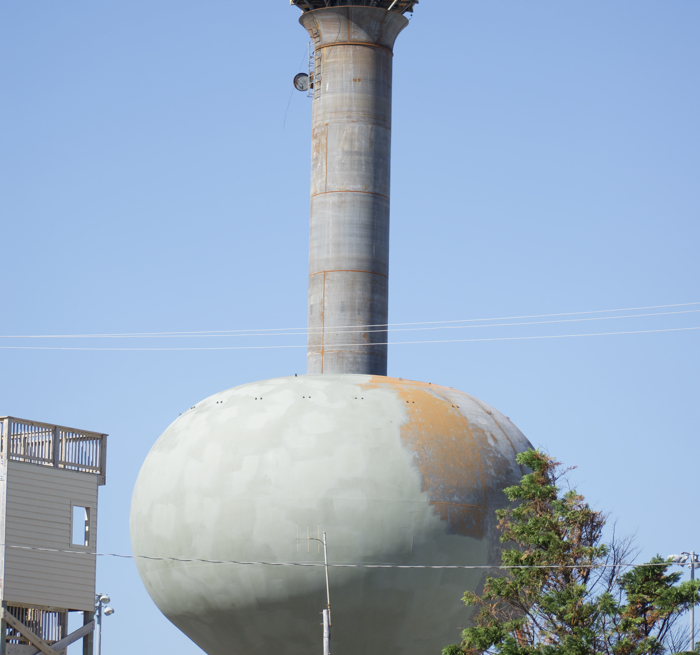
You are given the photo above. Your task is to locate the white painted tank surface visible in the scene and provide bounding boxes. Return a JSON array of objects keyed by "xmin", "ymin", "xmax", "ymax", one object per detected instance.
[{"xmin": 130, "ymin": 375, "xmax": 532, "ymax": 655}]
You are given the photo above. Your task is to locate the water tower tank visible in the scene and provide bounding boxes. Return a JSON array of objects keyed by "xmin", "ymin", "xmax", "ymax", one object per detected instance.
[{"xmin": 130, "ymin": 4, "xmax": 533, "ymax": 654}]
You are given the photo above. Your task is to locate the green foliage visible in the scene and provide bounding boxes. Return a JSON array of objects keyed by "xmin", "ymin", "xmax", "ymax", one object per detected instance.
[{"xmin": 444, "ymin": 450, "xmax": 700, "ymax": 655}]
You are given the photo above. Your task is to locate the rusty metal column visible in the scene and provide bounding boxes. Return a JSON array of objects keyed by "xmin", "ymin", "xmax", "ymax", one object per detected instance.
[{"xmin": 301, "ymin": 7, "xmax": 408, "ymax": 376}]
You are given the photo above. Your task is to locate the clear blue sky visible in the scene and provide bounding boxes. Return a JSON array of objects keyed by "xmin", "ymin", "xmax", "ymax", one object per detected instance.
[{"xmin": 1, "ymin": 1, "xmax": 698, "ymax": 652}]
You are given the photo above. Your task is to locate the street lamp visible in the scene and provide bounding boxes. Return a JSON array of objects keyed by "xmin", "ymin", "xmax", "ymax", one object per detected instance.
[
  {"xmin": 95, "ymin": 593, "xmax": 115, "ymax": 655},
  {"xmin": 298, "ymin": 531, "xmax": 332, "ymax": 655},
  {"xmin": 668, "ymin": 552, "xmax": 700, "ymax": 651}
]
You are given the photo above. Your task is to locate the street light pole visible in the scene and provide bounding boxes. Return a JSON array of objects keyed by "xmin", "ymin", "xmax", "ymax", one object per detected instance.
[
  {"xmin": 322, "ymin": 531, "xmax": 331, "ymax": 628},
  {"xmin": 298, "ymin": 530, "xmax": 332, "ymax": 654},
  {"xmin": 94, "ymin": 593, "xmax": 115, "ymax": 655},
  {"xmin": 322, "ymin": 608, "xmax": 330, "ymax": 655},
  {"xmin": 668, "ymin": 551, "xmax": 700, "ymax": 651},
  {"xmin": 692, "ymin": 551, "xmax": 696, "ymax": 653},
  {"xmin": 94, "ymin": 601, "xmax": 101, "ymax": 655}
]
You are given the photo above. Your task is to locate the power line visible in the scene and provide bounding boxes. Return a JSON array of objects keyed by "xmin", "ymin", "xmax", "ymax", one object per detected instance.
[
  {"xmin": 0, "ymin": 309, "xmax": 697, "ymax": 341},
  {"xmin": 0, "ymin": 302, "xmax": 697, "ymax": 339},
  {"xmin": 0, "ymin": 326, "xmax": 697, "ymax": 351},
  {"xmin": 3, "ymin": 544, "xmax": 668, "ymax": 570}
]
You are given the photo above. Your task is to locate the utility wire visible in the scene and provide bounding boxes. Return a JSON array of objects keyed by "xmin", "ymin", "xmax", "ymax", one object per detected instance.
[
  {"xmin": 0, "ymin": 309, "xmax": 697, "ymax": 340},
  {"xmin": 3, "ymin": 544, "xmax": 669, "ymax": 570},
  {"xmin": 0, "ymin": 302, "xmax": 697, "ymax": 340},
  {"xmin": 0, "ymin": 326, "xmax": 698, "ymax": 351}
]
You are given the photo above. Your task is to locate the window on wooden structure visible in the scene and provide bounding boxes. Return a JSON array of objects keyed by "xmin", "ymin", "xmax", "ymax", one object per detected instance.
[{"xmin": 71, "ymin": 505, "xmax": 90, "ymax": 547}]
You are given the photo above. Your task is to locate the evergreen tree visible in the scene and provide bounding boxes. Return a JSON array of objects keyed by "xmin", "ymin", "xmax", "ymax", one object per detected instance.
[{"xmin": 443, "ymin": 450, "xmax": 700, "ymax": 655}]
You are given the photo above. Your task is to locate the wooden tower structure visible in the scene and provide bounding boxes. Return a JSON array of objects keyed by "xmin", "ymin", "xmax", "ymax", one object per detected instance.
[{"xmin": 0, "ymin": 417, "xmax": 107, "ymax": 655}]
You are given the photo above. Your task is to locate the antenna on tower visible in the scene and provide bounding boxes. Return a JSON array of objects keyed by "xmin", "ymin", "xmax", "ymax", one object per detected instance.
[{"xmin": 292, "ymin": 42, "xmax": 315, "ymax": 97}]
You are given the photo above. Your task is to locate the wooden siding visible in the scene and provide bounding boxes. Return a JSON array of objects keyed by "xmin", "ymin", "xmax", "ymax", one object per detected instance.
[{"xmin": 2, "ymin": 462, "xmax": 98, "ymax": 611}]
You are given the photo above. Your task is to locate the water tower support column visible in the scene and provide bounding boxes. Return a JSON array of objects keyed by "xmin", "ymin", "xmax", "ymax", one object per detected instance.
[{"xmin": 301, "ymin": 7, "xmax": 409, "ymax": 376}]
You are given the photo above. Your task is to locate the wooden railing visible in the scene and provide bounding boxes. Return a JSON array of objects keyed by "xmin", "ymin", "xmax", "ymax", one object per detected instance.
[
  {"xmin": 0, "ymin": 417, "xmax": 107, "ymax": 485},
  {"xmin": 5, "ymin": 605, "xmax": 68, "ymax": 648}
]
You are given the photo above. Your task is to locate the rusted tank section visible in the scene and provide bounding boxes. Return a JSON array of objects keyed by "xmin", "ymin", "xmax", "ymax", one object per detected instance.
[{"xmin": 301, "ymin": 7, "xmax": 409, "ymax": 375}]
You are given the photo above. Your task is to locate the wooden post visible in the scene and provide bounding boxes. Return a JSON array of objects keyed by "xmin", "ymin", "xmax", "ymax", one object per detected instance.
[
  {"xmin": 52, "ymin": 427, "xmax": 60, "ymax": 468},
  {"xmin": 82, "ymin": 612, "xmax": 94, "ymax": 655},
  {"xmin": 1, "ymin": 418, "xmax": 9, "ymax": 458},
  {"xmin": 0, "ymin": 601, "xmax": 7, "ymax": 655},
  {"xmin": 0, "ymin": 423, "xmax": 8, "ymax": 646},
  {"xmin": 98, "ymin": 436, "xmax": 107, "ymax": 486}
]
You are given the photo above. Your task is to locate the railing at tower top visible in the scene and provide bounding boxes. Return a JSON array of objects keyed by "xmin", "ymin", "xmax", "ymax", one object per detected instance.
[
  {"xmin": 291, "ymin": 0, "xmax": 418, "ymax": 14},
  {"xmin": 0, "ymin": 417, "xmax": 107, "ymax": 485}
]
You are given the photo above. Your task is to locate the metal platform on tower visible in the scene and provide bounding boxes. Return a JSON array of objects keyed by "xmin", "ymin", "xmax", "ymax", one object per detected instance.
[{"xmin": 290, "ymin": 0, "xmax": 418, "ymax": 14}]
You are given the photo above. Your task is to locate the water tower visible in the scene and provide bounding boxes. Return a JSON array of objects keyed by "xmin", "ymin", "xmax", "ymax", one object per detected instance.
[{"xmin": 130, "ymin": 3, "xmax": 533, "ymax": 654}]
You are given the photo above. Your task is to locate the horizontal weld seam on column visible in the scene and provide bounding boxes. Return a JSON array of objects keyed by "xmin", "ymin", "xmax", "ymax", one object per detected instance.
[
  {"xmin": 309, "ymin": 270, "xmax": 388, "ymax": 278},
  {"xmin": 314, "ymin": 341, "xmax": 389, "ymax": 346},
  {"xmin": 315, "ymin": 42, "xmax": 394, "ymax": 56},
  {"xmin": 311, "ymin": 190, "xmax": 390, "ymax": 201},
  {"xmin": 307, "ymin": 349, "xmax": 388, "ymax": 355},
  {"xmin": 312, "ymin": 120, "xmax": 391, "ymax": 129},
  {"xmin": 310, "ymin": 329, "xmax": 390, "ymax": 333},
  {"xmin": 309, "ymin": 344, "xmax": 388, "ymax": 347}
]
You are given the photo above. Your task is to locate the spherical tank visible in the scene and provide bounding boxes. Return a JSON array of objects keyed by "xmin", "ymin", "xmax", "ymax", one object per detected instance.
[{"xmin": 130, "ymin": 375, "xmax": 532, "ymax": 655}]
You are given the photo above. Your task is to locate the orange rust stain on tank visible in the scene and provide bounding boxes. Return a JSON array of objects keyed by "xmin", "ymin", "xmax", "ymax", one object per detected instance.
[{"xmin": 361, "ymin": 376, "xmax": 486, "ymax": 539}]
